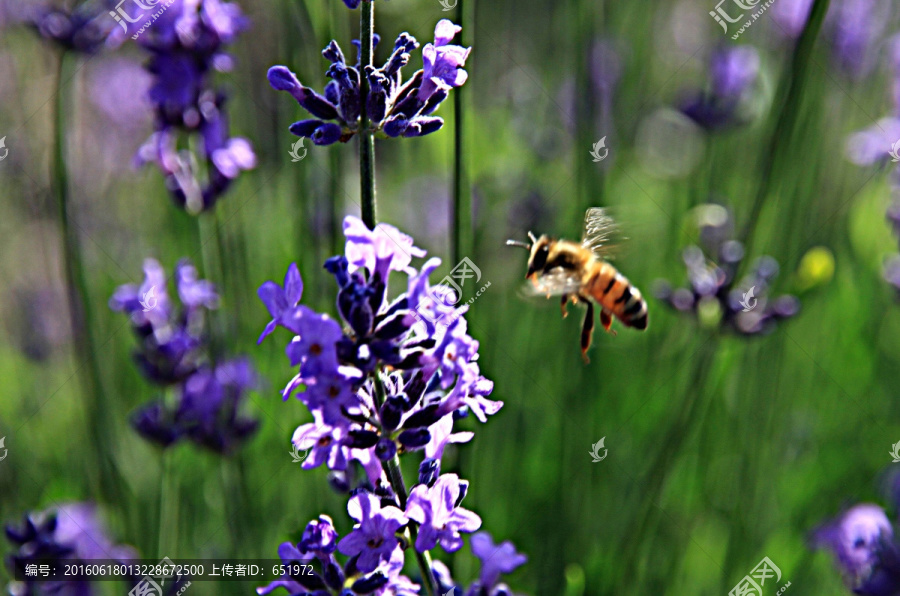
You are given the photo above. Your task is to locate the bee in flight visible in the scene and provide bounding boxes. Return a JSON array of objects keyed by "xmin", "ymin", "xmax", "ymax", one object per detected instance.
[{"xmin": 507, "ymin": 208, "xmax": 648, "ymax": 362}]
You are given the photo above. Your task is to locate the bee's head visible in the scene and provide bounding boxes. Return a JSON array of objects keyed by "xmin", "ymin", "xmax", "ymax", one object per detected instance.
[
  {"xmin": 507, "ymin": 232, "xmax": 554, "ymax": 278},
  {"xmin": 526, "ymin": 235, "xmax": 554, "ymax": 278}
]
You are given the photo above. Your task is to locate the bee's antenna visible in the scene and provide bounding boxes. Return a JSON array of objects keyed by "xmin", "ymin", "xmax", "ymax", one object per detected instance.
[
  {"xmin": 506, "ymin": 239, "xmax": 531, "ymax": 250},
  {"xmin": 527, "ymin": 231, "xmax": 538, "ymax": 244}
]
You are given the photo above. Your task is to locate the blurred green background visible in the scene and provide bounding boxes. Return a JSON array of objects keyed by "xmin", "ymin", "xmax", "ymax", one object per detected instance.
[{"xmin": 3, "ymin": 0, "xmax": 900, "ymax": 593}]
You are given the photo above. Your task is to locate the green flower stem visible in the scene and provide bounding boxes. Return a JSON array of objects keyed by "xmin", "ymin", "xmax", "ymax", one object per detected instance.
[
  {"xmin": 53, "ymin": 50, "xmax": 123, "ymax": 506},
  {"xmin": 359, "ymin": 0, "xmax": 377, "ymax": 229},
  {"xmin": 373, "ymin": 374, "xmax": 438, "ymax": 596},
  {"xmin": 739, "ymin": 0, "xmax": 831, "ymax": 261},
  {"xmin": 157, "ymin": 447, "xmax": 179, "ymax": 557},
  {"xmin": 451, "ymin": 0, "xmax": 472, "ymax": 271}
]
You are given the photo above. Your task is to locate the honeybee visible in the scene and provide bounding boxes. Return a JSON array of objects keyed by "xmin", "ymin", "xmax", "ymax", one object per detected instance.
[{"xmin": 507, "ymin": 208, "xmax": 648, "ymax": 362}]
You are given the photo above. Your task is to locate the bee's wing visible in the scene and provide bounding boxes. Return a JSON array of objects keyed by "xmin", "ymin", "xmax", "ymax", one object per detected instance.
[
  {"xmin": 520, "ymin": 268, "xmax": 583, "ymax": 298},
  {"xmin": 581, "ymin": 207, "xmax": 623, "ymax": 259}
]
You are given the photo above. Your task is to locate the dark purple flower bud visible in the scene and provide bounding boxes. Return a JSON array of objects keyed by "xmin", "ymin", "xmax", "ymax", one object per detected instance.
[
  {"xmin": 324, "ymin": 81, "xmax": 341, "ymax": 108},
  {"xmin": 131, "ymin": 401, "xmax": 181, "ymax": 448},
  {"xmin": 323, "ymin": 40, "xmax": 347, "ymax": 65},
  {"xmin": 394, "ymin": 70, "xmax": 424, "ymax": 107},
  {"xmin": 392, "ymin": 93, "xmax": 423, "ymax": 119},
  {"xmin": 351, "ymin": 571, "xmax": 389, "ymax": 593},
  {"xmin": 268, "ymin": 66, "xmax": 339, "ymax": 120},
  {"xmin": 324, "ymin": 559, "xmax": 344, "ymax": 591},
  {"xmin": 345, "ymin": 430, "xmax": 380, "ymax": 449},
  {"xmin": 419, "ymin": 458, "xmax": 440, "ymax": 486},
  {"xmin": 328, "ymin": 471, "xmax": 352, "ymax": 493},
  {"xmin": 365, "ymin": 67, "xmax": 389, "ymax": 123},
  {"xmin": 299, "ymin": 515, "xmax": 339, "ymax": 554},
  {"xmin": 374, "ymin": 313, "xmax": 411, "ymax": 340},
  {"xmin": 403, "ymin": 117, "xmax": 444, "ymax": 137},
  {"xmin": 342, "ymin": 0, "xmax": 361, "ymax": 8},
  {"xmin": 289, "ymin": 119, "xmax": 326, "ymax": 138},
  {"xmin": 325, "ymin": 256, "xmax": 351, "ymax": 288},
  {"xmin": 420, "ymin": 88, "xmax": 449, "ymax": 115},
  {"xmin": 375, "ymin": 438, "xmax": 398, "ymax": 461},
  {"xmin": 403, "ymin": 404, "xmax": 442, "ymax": 429},
  {"xmin": 380, "ymin": 397, "xmax": 405, "ymax": 431},
  {"xmin": 338, "ymin": 285, "xmax": 375, "ymax": 337},
  {"xmin": 312, "ymin": 123, "xmax": 344, "ymax": 146},
  {"xmin": 351, "ymin": 34, "xmax": 381, "ymax": 66},
  {"xmin": 383, "ymin": 115, "xmax": 410, "ymax": 138},
  {"xmin": 398, "ymin": 428, "xmax": 431, "ymax": 449}
]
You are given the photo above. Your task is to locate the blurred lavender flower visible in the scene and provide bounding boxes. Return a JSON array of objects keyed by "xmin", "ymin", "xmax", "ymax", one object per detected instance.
[
  {"xmin": 654, "ymin": 204, "xmax": 800, "ymax": 335},
  {"xmin": 464, "ymin": 532, "xmax": 528, "ymax": 596},
  {"xmin": 813, "ymin": 503, "xmax": 900, "ymax": 594},
  {"xmin": 110, "ymin": 258, "xmax": 258, "ymax": 452},
  {"xmin": 679, "ymin": 45, "xmax": 761, "ymax": 131},
  {"xmin": 258, "ymin": 216, "xmax": 525, "ymax": 595},
  {"xmin": 131, "ymin": 0, "xmax": 256, "ymax": 213},
  {"xmin": 771, "ymin": 0, "xmax": 891, "ymax": 79},
  {"xmin": 110, "ymin": 258, "xmax": 216, "ymax": 385},
  {"xmin": 26, "ymin": 3, "xmax": 117, "ymax": 53},
  {"xmin": 5, "ymin": 503, "xmax": 136, "ymax": 595},
  {"xmin": 269, "ymin": 19, "xmax": 470, "ymax": 145}
]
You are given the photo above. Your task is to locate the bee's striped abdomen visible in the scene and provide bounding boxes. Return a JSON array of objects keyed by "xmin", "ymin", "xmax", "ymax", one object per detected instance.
[{"xmin": 587, "ymin": 262, "xmax": 648, "ymax": 330}]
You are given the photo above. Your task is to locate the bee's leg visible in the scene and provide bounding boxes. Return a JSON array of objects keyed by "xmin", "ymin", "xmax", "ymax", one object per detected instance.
[
  {"xmin": 581, "ymin": 301, "xmax": 595, "ymax": 363},
  {"xmin": 561, "ymin": 294, "xmax": 569, "ymax": 318},
  {"xmin": 600, "ymin": 309, "xmax": 617, "ymax": 336},
  {"xmin": 599, "ymin": 309, "xmax": 618, "ymax": 337}
]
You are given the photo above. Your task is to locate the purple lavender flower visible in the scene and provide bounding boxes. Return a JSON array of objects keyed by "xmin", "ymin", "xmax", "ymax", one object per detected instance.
[
  {"xmin": 406, "ymin": 474, "xmax": 481, "ymax": 553},
  {"xmin": 338, "ymin": 493, "xmax": 408, "ymax": 573},
  {"xmin": 175, "ymin": 358, "xmax": 259, "ymax": 453},
  {"xmin": 679, "ymin": 46, "xmax": 760, "ymax": 131},
  {"xmin": 417, "ymin": 21, "xmax": 471, "ymax": 102},
  {"xmin": 258, "ymin": 262, "xmax": 304, "ymax": 343},
  {"xmin": 110, "ymin": 258, "xmax": 214, "ymax": 385},
  {"xmin": 813, "ymin": 504, "xmax": 900, "ymax": 594},
  {"xmin": 5, "ymin": 503, "xmax": 136, "ymax": 595},
  {"xmin": 27, "ymin": 4, "xmax": 116, "ymax": 53},
  {"xmin": 270, "ymin": 20, "xmax": 469, "ymax": 144},
  {"xmin": 467, "ymin": 532, "xmax": 528, "ymax": 595},
  {"xmin": 111, "ymin": 258, "xmax": 259, "ymax": 452},
  {"xmin": 131, "ymin": 0, "xmax": 256, "ymax": 213},
  {"xmin": 654, "ymin": 204, "xmax": 800, "ymax": 335}
]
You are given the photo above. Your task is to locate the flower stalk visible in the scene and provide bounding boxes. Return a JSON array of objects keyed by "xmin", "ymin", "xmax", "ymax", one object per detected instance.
[
  {"xmin": 53, "ymin": 50, "xmax": 122, "ymax": 506},
  {"xmin": 359, "ymin": 0, "xmax": 377, "ymax": 229},
  {"xmin": 739, "ymin": 0, "xmax": 831, "ymax": 262}
]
